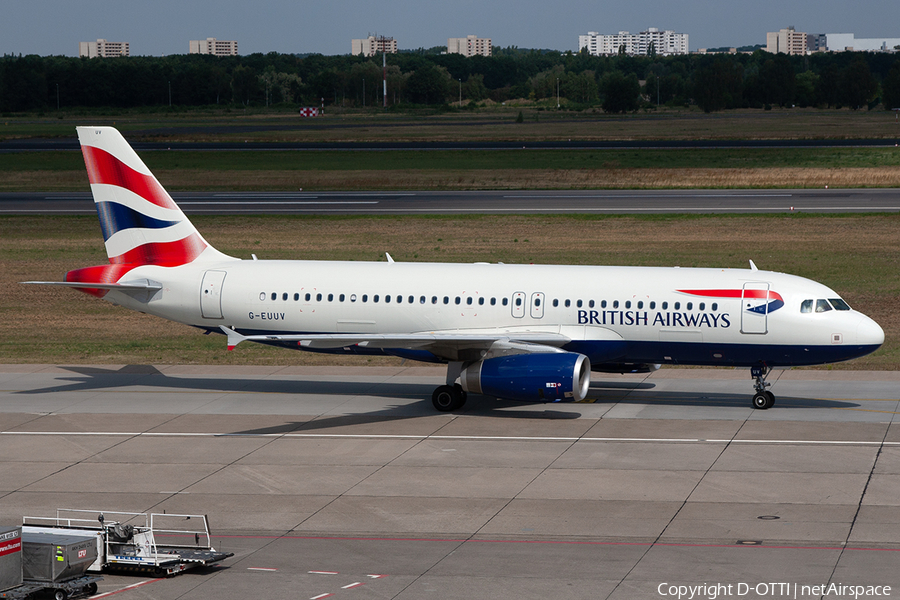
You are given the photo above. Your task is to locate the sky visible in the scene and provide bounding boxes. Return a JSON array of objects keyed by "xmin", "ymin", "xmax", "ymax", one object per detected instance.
[{"xmin": 4, "ymin": 0, "xmax": 899, "ymax": 57}]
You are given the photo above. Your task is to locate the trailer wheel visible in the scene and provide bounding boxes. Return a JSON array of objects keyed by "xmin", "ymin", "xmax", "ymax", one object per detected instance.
[
  {"xmin": 86, "ymin": 582, "xmax": 99, "ymax": 595},
  {"xmin": 53, "ymin": 590, "xmax": 68, "ymax": 600}
]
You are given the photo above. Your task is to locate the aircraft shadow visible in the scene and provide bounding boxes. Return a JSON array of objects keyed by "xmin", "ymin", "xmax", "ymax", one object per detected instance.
[{"xmin": 13, "ymin": 365, "xmax": 864, "ymax": 432}]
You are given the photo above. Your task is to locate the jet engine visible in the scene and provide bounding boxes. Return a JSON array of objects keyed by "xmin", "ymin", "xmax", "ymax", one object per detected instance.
[{"xmin": 460, "ymin": 352, "xmax": 591, "ymax": 402}]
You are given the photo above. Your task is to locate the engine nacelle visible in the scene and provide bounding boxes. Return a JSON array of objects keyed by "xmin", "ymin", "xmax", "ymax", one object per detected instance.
[{"xmin": 460, "ymin": 353, "xmax": 591, "ymax": 403}]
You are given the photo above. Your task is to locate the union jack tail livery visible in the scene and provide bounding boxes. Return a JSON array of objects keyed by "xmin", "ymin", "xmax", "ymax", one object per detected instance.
[{"xmin": 65, "ymin": 127, "xmax": 234, "ymax": 295}]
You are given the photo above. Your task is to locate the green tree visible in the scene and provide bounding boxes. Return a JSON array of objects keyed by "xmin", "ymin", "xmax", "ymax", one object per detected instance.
[
  {"xmin": 883, "ymin": 63, "xmax": 900, "ymax": 109},
  {"xmin": 406, "ymin": 64, "xmax": 451, "ymax": 104},
  {"xmin": 601, "ymin": 71, "xmax": 640, "ymax": 113},
  {"xmin": 691, "ymin": 58, "xmax": 743, "ymax": 112},
  {"xmin": 839, "ymin": 57, "xmax": 877, "ymax": 109}
]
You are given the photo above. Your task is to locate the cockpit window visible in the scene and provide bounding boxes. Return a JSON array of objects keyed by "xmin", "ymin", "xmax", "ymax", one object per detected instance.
[
  {"xmin": 829, "ymin": 298, "xmax": 851, "ymax": 311},
  {"xmin": 815, "ymin": 299, "xmax": 833, "ymax": 313},
  {"xmin": 800, "ymin": 299, "xmax": 813, "ymax": 313}
]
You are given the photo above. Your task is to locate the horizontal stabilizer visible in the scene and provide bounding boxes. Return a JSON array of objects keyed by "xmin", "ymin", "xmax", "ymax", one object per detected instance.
[{"xmin": 21, "ymin": 279, "xmax": 163, "ymax": 291}]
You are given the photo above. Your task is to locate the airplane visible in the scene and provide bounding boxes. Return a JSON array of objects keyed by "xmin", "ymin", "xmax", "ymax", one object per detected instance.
[{"xmin": 24, "ymin": 127, "xmax": 884, "ymax": 412}]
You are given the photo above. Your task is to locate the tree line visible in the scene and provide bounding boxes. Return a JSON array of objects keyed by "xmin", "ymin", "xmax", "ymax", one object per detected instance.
[{"xmin": 2, "ymin": 48, "xmax": 899, "ymax": 114}]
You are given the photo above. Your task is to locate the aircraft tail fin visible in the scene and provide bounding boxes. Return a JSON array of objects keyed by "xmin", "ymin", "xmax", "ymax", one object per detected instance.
[{"xmin": 76, "ymin": 126, "xmax": 232, "ymax": 267}]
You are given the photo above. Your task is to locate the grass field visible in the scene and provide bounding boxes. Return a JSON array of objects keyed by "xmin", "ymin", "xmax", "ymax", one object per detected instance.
[
  {"xmin": 5, "ymin": 147, "xmax": 900, "ymax": 192},
  {"xmin": 3, "ymin": 214, "xmax": 897, "ymax": 369}
]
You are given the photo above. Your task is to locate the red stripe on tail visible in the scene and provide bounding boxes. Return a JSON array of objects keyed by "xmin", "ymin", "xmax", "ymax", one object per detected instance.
[
  {"xmin": 65, "ymin": 264, "xmax": 140, "ymax": 298},
  {"xmin": 109, "ymin": 232, "xmax": 207, "ymax": 267},
  {"xmin": 81, "ymin": 145, "xmax": 178, "ymax": 211}
]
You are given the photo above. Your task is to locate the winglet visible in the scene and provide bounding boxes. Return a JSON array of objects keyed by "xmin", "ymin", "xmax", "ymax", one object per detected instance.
[{"xmin": 220, "ymin": 326, "xmax": 247, "ymax": 351}]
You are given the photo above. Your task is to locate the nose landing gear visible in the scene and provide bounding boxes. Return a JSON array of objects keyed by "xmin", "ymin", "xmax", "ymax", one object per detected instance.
[{"xmin": 751, "ymin": 365, "xmax": 775, "ymax": 409}]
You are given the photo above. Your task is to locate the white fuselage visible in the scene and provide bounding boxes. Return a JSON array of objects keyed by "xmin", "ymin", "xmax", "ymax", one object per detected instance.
[{"xmin": 103, "ymin": 258, "xmax": 884, "ymax": 369}]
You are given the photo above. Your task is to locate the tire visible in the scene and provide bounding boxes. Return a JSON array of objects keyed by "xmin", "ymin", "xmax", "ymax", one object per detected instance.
[
  {"xmin": 432, "ymin": 385, "xmax": 464, "ymax": 412},
  {"xmin": 87, "ymin": 582, "xmax": 99, "ymax": 595},
  {"xmin": 54, "ymin": 589, "xmax": 68, "ymax": 600},
  {"xmin": 752, "ymin": 392, "xmax": 770, "ymax": 410}
]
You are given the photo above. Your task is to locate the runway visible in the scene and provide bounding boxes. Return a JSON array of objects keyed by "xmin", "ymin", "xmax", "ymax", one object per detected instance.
[
  {"xmin": 1, "ymin": 365, "xmax": 899, "ymax": 599},
  {"xmin": 3, "ymin": 188, "xmax": 900, "ymax": 215}
]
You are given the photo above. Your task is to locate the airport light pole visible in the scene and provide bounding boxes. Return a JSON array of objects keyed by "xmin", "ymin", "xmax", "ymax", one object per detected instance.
[
  {"xmin": 459, "ymin": 78, "xmax": 462, "ymax": 105},
  {"xmin": 556, "ymin": 78, "xmax": 559, "ymax": 108}
]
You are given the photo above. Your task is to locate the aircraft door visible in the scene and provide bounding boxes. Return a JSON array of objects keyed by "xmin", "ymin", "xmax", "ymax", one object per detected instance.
[
  {"xmin": 200, "ymin": 270, "xmax": 227, "ymax": 319},
  {"xmin": 530, "ymin": 292, "xmax": 545, "ymax": 319},
  {"xmin": 741, "ymin": 282, "xmax": 769, "ymax": 334},
  {"xmin": 512, "ymin": 292, "xmax": 526, "ymax": 318}
]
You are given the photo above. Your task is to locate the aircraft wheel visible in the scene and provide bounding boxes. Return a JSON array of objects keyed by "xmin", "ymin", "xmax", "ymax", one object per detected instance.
[
  {"xmin": 752, "ymin": 392, "xmax": 775, "ymax": 410},
  {"xmin": 432, "ymin": 385, "xmax": 465, "ymax": 412}
]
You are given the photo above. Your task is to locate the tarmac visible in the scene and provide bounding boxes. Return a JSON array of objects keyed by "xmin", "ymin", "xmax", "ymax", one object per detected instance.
[{"xmin": 1, "ymin": 364, "xmax": 899, "ymax": 600}]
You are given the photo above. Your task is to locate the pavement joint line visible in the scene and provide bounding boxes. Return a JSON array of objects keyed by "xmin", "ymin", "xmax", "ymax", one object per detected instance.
[{"xmin": 1, "ymin": 430, "xmax": 899, "ymax": 445}]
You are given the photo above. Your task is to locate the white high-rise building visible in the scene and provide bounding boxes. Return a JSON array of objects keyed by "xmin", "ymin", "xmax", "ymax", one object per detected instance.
[
  {"xmin": 579, "ymin": 28, "xmax": 688, "ymax": 56},
  {"xmin": 79, "ymin": 39, "xmax": 130, "ymax": 58},
  {"xmin": 189, "ymin": 38, "xmax": 239, "ymax": 56},
  {"xmin": 765, "ymin": 27, "xmax": 809, "ymax": 55},
  {"xmin": 447, "ymin": 35, "xmax": 492, "ymax": 57},
  {"xmin": 351, "ymin": 36, "xmax": 398, "ymax": 57}
]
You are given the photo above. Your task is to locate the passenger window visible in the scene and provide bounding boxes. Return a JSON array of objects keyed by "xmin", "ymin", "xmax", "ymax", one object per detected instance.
[
  {"xmin": 601, "ymin": 300, "xmax": 607, "ymax": 308},
  {"xmin": 479, "ymin": 297, "xmax": 485, "ymax": 305},
  {"xmin": 362, "ymin": 294, "xmax": 368, "ymax": 303},
  {"xmin": 515, "ymin": 297, "xmax": 522, "ymax": 306},
  {"xmin": 467, "ymin": 297, "xmax": 473, "ymax": 305},
  {"xmin": 293, "ymin": 293, "xmax": 299, "ymax": 301},
  {"xmin": 662, "ymin": 302, "xmax": 668, "ymax": 309},
  {"xmin": 502, "ymin": 298, "xmax": 509, "ymax": 306},
  {"xmin": 830, "ymin": 298, "xmax": 851, "ymax": 311},
  {"xmin": 686, "ymin": 302, "xmax": 692, "ymax": 310},
  {"xmin": 340, "ymin": 294, "xmax": 345, "ymax": 302},
  {"xmin": 328, "ymin": 294, "xmax": 333, "ymax": 302},
  {"xmin": 589, "ymin": 300, "xmax": 595, "ymax": 308},
  {"xmin": 699, "ymin": 303, "xmax": 705, "ymax": 311},
  {"xmin": 271, "ymin": 292, "xmax": 277, "ymax": 301},
  {"xmin": 577, "ymin": 300, "xmax": 583, "ymax": 308},
  {"xmin": 316, "ymin": 293, "xmax": 322, "ymax": 302},
  {"xmin": 712, "ymin": 303, "xmax": 717, "ymax": 311},
  {"xmin": 674, "ymin": 302, "xmax": 680, "ymax": 310},
  {"xmin": 420, "ymin": 296, "xmax": 426, "ymax": 304},
  {"xmin": 625, "ymin": 301, "xmax": 631, "ymax": 309},
  {"xmin": 443, "ymin": 297, "xmax": 449, "ymax": 304},
  {"xmin": 800, "ymin": 299, "xmax": 813, "ymax": 313},
  {"xmin": 553, "ymin": 299, "xmax": 559, "ymax": 307},
  {"xmin": 455, "ymin": 297, "xmax": 461, "ymax": 305},
  {"xmin": 565, "ymin": 299, "xmax": 571, "ymax": 308},
  {"xmin": 432, "ymin": 296, "xmax": 438, "ymax": 304},
  {"xmin": 305, "ymin": 293, "xmax": 311, "ymax": 301},
  {"xmin": 408, "ymin": 295, "xmax": 414, "ymax": 303},
  {"xmin": 637, "ymin": 301, "xmax": 643, "ymax": 309},
  {"xmin": 816, "ymin": 299, "xmax": 832, "ymax": 313},
  {"xmin": 385, "ymin": 295, "xmax": 391, "ymax": 303},
  {"xmin": 350, "ymin": 294, "xmax": 356, "ymax": 302},
  {"xmin": 282, "ymin": 293, "xmax": 287, "ymax": 301},
  {"xmin": 613, "ymin": 300, "xmax": 619, "ymax": 309},
  {"xmin": 374, "ymin": 295, "xmax": 380, "ymax": 303},
  {"xmin": 491, "ymin": 298, "xmax": 497, "ymax": 306},
  {"xmin": 650, "ymin": 301, "xmax": 655, "ymax": 309},
  {"xmin": 535, "ymin": 298, "xmax": 541, "ymax": 307},
  {"xmin": 260, "ymin": 292, "xmax": 266, "ymax": 301}
]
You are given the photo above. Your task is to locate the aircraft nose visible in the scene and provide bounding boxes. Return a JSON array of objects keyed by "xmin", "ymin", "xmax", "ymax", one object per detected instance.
[{"xmin": 857, "ymin": 314, "xmax": 885, "ymax": 348}]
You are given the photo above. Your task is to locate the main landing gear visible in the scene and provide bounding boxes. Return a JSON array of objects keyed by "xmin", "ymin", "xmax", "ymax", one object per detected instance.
[
  {"xmin": 432, "ymin": 384, "xmax": 467, "ymax": 412},
  {"xmin": 432, "ymin": 361, "xmax": 467, "ymax": 412},
  {"xmin": 751, "ymin": 365, "xmax": 775, "ymax": 409}
]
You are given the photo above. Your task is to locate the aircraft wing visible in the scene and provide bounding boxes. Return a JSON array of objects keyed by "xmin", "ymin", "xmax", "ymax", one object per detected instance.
[{"xmin": 220, "ymin": 326, "xmax": 573, "ymax": 359}]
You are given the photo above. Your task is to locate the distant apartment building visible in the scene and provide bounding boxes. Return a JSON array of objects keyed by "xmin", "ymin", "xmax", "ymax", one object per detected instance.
[
  {"xmin": 766, "ymin": 28, "xmax": 900, "ymax": 54},
  {"xmin": 189, "ymin": 38, "xmax": 238, "ymax": 56},
  {"xmin": 351, "ymin": 36, "xmax": 398, "ymax": 57},
  {"xmin": 823, "ymin": 33, "xmax": 900, "ymax": 52},
  {"xmin": 766, "ymin": 27, "xmax": 809, "ymax": 55},
  {"xmin": 78, "ymin": 39, "xmax": 129, "ymax": 58},
  {"xmin": 447, "ymin": 35, "xmax": 492, "ymax": 57},
  {"xmin": 579, "ymin": 28, "xmax": 688, "ymax": 56}
]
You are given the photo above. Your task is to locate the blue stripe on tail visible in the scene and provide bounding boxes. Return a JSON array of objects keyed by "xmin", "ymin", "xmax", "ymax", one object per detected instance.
[{"xmin": 96, "ymin": 201, "xmax": 181, "ymax": 241}]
